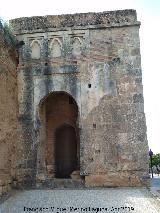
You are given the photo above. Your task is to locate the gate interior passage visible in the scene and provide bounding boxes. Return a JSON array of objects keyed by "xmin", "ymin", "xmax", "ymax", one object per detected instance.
[
  {"xmin": 55, "ymin": 124, "xmax": 77, "ymax": 178},
  {"xmin": 38, "ymin": 92, "xmax": 79, "ymax": 179}
]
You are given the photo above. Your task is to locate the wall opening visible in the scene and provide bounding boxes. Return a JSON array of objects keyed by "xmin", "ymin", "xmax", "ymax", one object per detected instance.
[
  {"xmin": 88, "ymin": 84, "xmax": 91, "ymax": 88},
  {"xmin": 55, "ymin": 124, "xmax": 77, "ymax": 178},
  {"xmin": 38, "ymin": 91, "xmax": 80, "ymax": 179}
]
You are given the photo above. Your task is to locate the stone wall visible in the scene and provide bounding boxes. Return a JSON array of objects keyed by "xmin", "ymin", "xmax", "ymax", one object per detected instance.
[
  {"xmin": 0, "ymin": 26, "xmax": 20, "ymax": 196},
  {"xmin": 9, "ymin": 9, "xmax": 149, "ymax": 187}
]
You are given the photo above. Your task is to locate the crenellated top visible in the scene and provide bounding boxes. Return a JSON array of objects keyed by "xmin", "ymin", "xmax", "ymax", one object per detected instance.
[{"xmin": 10, "ymin": 9, "xmax": 140, "ymax": 34}]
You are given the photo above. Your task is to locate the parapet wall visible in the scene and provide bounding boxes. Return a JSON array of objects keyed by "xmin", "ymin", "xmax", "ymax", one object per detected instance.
[{"xmin": 10, "ymin": 9, "xmax": 140, "ymax": 34}]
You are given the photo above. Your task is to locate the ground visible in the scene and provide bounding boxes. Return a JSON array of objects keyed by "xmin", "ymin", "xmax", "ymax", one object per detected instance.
[
  {"xmin": 0, "ymin": 188, "xmax": 160, "ymax": 213},
  {"xmin": 150, "ymin": 174, "xmax": 160, "ymax": 198}
]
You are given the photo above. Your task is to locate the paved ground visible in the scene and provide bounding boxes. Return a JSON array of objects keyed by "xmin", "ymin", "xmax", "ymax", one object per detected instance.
[
  {"xmin": 150, "ymin": 174, "xmax": 160, "ymax": 198},
  {"xmin": 151, "ymin": 175, "xmax": 160, "ymax": 187},
  {"xmin": 0, "ymin": 188, "xmax": 160, "ymax": 213}
]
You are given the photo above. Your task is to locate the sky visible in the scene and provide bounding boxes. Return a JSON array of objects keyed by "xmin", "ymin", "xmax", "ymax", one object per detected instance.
[{"xmin": 0, "ymin": 0, "xmax": 160, "ymax": 153}]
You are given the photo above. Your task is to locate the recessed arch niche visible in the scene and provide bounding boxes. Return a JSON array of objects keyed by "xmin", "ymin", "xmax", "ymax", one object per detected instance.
[
  {"xmin": 49, "ymin": 38, "xmax": 62, "ymax": 58},
  {"xmin": 37, "ymin": 91, "xmax": 80, "ymax": 179},
  {"xmin": 72, "ymin": 37, "xmax": 82, "ymax": 56},
  {"xmin": 30, "ymin": 40, "xmax": 41, "ymax": 59}
]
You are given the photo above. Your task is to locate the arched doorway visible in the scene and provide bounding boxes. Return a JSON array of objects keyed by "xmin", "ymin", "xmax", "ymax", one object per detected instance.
[
  {"xmin": 38, "ymin": 91, "xmax": 80, "ymax": 179},
  {"xmin": 55, "ymin": 124, "xmax": 77, "ymax": 178}
]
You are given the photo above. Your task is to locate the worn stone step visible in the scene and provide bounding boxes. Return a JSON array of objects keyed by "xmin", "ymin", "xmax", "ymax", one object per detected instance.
[{"xmin": 37, "ymin": 178, "xmax": 85, "ymax": 189}]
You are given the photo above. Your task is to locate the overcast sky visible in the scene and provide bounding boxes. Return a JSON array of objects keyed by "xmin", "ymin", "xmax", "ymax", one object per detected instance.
[{"xmin": 0, "ymin": 0, "xmax": 160, "ymax": 153}]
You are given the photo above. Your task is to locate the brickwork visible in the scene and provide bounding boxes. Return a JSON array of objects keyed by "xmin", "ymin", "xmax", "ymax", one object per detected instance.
[{"xmin": 0, "ymin": 27, "xmax": 20, "ymax": 195}]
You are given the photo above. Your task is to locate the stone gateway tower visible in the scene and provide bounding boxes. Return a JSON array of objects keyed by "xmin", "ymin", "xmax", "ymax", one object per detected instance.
[{"xmin": 7, "ymin": 9, "xmax": 149, "ymax": 188}]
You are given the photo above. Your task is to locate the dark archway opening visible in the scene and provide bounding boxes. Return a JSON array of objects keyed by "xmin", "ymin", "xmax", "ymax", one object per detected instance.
[
  {"xmin": 55, "ymin": 124, "xmax": 77, "ymax": 178},
  {"xmin": 38, "ymin": 91, "xmax": 80, "ymax": 179}
]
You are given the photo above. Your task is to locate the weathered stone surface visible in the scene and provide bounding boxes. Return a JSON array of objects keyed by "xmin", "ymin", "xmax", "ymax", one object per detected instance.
[
  {"xmin": 0, "ymin": 10, "xmax": 149, "ymax": 190},
  {"xmin": 10, "ymin": 10, "xmax": 139, "ymax": 34},
  {"xmin": 70, "ymin": 170, "xmax": 81, "ymax": 180},
  {"xmin": 36, "ymin": 173, "xmax": 46, "ymax": 182},
  {"xmin": 85, "ymin": 172, "xmax": 149, "ymax": 187},
  {"xmin": 0, "ymin": 26, "xmax": 22, "ymax": 194}
]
